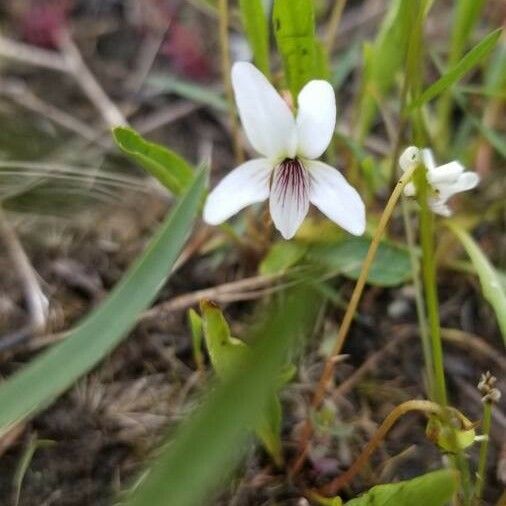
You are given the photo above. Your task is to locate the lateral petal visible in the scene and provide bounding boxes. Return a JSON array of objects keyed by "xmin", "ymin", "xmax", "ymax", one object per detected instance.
[
  {"xmin": 307, "ymin": 160, "xmax": 365, "ymax": 236},
  {"xmin": 203, "ymin": 159, "xmax": 271, "ymax": 225}
]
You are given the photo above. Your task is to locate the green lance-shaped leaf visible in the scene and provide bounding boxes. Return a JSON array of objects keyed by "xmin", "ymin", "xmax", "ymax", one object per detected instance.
[
  {"xmin": 273, "ymin": 0, "xmax": 323, "ymax": 99},
  {"xmin": 200, "ymin": 299, "xmax": 284, "ymax": 466},
  {"xmin": 410, "ymin": 28, "xmax": 502, "ymax": 109},
  {"xmin": 0, "ymin": 171, "xmax": 206, "ymax": 437},
  {"xmin": 343, "ymin": 469, "xmax": 459, "ymax": 506},
  {"xmin": 113, "ymin": 126, "xmax": 194, "ymax": 195},
  {"xmin": 239, "ymin": 0, "xmax": 271, "ymax": 78},
  {"xmin": 447, "ymin": 221, "xmax": 506, "ymax": 344}
]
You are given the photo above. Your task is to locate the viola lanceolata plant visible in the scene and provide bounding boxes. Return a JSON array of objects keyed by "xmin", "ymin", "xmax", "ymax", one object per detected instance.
[
  {"xmin": 399, "ymin": 146, "xmax": 480, "ymax": 216},
  {"xmin": 203, "ymin": 62, "xmax": 366, "ymax": 239}
]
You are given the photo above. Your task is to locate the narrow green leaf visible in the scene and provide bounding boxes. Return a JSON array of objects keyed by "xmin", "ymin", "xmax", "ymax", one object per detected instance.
[
  {"xmin": 307, "ymin": 237, "xmax": 412, "ymax": 287},
  {"xmin": 410, "ymin": 28, "xmax": 502, "ymax": 109},
  {"xmin": 344, "ymin": 469, "xmax": 458, "ymax": 506},
  {"xmin": 273, "ymin": 0, "xmax": 319, "ymax": 98},
  {"xmin": 447, "ymin": 222, "xmax": 506, "ymax": 343},
  {"xmin": 125, "ymin": 287, "xmax": 319, "ymax": 506},
  {"xmin": 113, "ymin": 127, "xmax": 194, "ymax": 195},
  {"xmin": 0, "ymin": 171, "xmax": 206, "ymax": 436},
  {"xmin": 239, "ymin": 0, "xmax": 271, "ymax": 77},
  {"xmin": 187, "ymin": 309, "xmax": 204, "ymax": 371}
]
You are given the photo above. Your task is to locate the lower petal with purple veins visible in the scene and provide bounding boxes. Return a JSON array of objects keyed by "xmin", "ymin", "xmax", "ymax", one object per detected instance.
[{"xmin": 269, "ymin": 158, "xmax": 310, "ymax": 239}]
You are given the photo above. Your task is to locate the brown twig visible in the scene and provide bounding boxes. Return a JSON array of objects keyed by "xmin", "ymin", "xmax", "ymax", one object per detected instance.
[
  {"xmin": 317, "ymin": 400, "xmax": 456, "ymax": 496},
  {"xmin": 325, "ymin": 0, "xmax": 348, "ymax": 54},
  {"xmin": 59, "ymin": 30, "xmax": 128, "ymax": 128},
  {"xmin": 0, "ymin": 34, "xmax": 69, "ymax": 72},
  {"xmin": 0, "ymin": 209, "xmax": 48, "ymax": 345},
  {"xmin": 218, "ymin": 0, "xmax": 243, "ymax": 163},
  {"xmin": 0, "ymin": 79, "xmax": 104, "ymax": 145}
]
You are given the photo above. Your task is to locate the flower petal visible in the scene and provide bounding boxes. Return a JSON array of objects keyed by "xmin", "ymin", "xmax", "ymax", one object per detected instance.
[
  {"xmin": 231, "ymin": 62, "xmax": 296, "ymax": 159},
  {"xmin": 203, "ymin": 159, "xmax": 271, "ymax": 225},
  {"xmin": 403, "ymin": 182, "xmax": 416, "ymax": 197},
  {"xmin": 452, "ymin": 172, "xmax": 480, "ymax": 192},
  {"xmin": 421, "ymin": 148, "xmax": 437, "ymax": 171},
  {"xmin": 428, "ymin": 161, "xmax": 465, "ymax": 184},
  {"xmin": 296, "ymin": 80, "xmax": 336, "ymax": 159},
  {"xmin": 269, "ymin": 159, "xmax": 310, "ymax": 239},
  {"xmin": 429, "ymin": 199, "xmax": 452, "ymax": 216},
  {"xmin": 399, "ymin": 146, "xmax": 422, "ymax": 172},
  {"xmin": 307, "ymin": 160, "xmax": 365, "ymax": 236}
]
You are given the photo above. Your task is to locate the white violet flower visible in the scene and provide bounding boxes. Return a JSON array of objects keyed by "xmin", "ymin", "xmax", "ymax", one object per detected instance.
[
  {"xmin": 203, "ymin": 62, "xmax": 365, "ymax": 239},
  {"xmin": 399, "ymin": 146, "xmax": 480, "ymax": 217}
]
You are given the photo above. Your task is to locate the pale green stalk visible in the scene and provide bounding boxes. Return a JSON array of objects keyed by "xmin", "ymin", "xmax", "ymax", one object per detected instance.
[
  {"xmin": 414, "ymin": 168, "xmax": 447, "ymax": 407},
  {"xmin": 401, "ymin": 197, "xmax": 433, "ymax": 398},
  {"xmin": 475, "ymin": 401, "xmax": 492, "ymax": 501}
]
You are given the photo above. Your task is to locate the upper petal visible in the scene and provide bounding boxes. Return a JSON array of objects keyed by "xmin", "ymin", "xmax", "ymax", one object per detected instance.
[
  {"xmin": 232, "ymin": 62, "xmax": 296, "ymax": 159},
  {"xmin": 296, "ymin": 80, "xmax": 336, "ymax": 159},
  {"xmin": 269, "ymin": 159, "xmax": 310, "ymax": 239},
  {"xmin": 428, "ymin": 161, "xmax": 465, "ymax": 185},
  {"xmin": 452, "ymin": 171, "xmax": 480, "ymax": 192},
  {"xmin": 203, "ymin": 159, "xmax": 271, "ymax": 225},
  {"xmin": 421, "ymin": 148, "xmax": 437, "ymax": 171},
  {"xmin": 307, "ymin": 160, "xmax": 365, "ymax": 236}
]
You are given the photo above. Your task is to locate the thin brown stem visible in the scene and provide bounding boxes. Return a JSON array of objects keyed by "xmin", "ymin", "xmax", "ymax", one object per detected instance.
[
  {"xmin": 218, "ymin": 0, "xmax": 243, "ymax": 163},
  {"xmin": 291, "ymin": 164, "xmax": 417, "ymax": 475},
  {"xmin": 325, "ymin": 0, "xmax": 348, "ymax": 54},
  {"xmin": 319, "ymin": 400, "xmax": 450, "ymax": 496}
]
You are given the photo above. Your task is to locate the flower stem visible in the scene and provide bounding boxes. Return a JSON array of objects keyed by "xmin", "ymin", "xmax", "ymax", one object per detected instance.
[
  {"xmin": 475, "ymin": 400, "xmax": 492, "ymax": 501},
  {"xmin": 290, "ymin": 163, "xmax": 417, "ymax": 475},
  {"xmin": 218, "ymin": 0, "xmax": 243, "ymax": 163},
  {"xmin": 401, "ymin": 197, "xmax": 434, "ymax": 398},
  {"xmin": 414, "ymin": 168, "xmax": 473, "ymax": 504},
  {"xmin": 318, "ymin": 399, "xmax": 464, "ymax": 496},
  {"xmin": 414, "ymin": 167, "xmax": 447, "ymax": 407}
]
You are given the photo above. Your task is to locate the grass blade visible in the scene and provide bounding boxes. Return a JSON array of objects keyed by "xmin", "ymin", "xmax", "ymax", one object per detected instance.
[
  {"xmin": 410, "ymin": 28, "xmax": 502, "ymax": 109},
  {"xmin": 0, "ymin": 171, "xmax": 206, "ymax": 436},
  {"xmin": 239, "ymin": 0, "xmax": 271, "ymax": 77},
  {"xmin": 447, "ymin": 221, "xmax": 506, "ymax": 343},
  {"xmin": 125, "ymin": 287, "xmax": 319, "ymax": 506}
]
